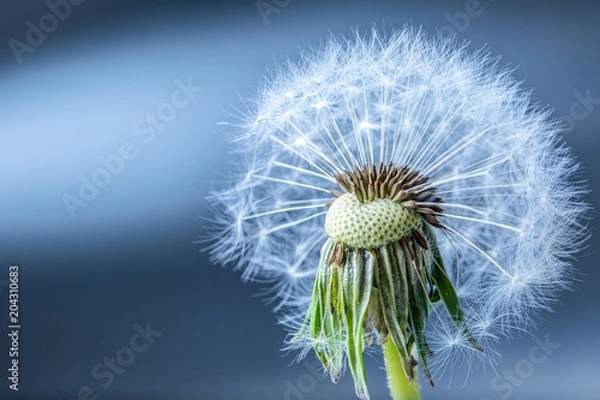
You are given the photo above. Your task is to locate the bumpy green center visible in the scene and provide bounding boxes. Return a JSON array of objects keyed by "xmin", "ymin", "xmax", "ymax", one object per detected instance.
[{"xmin": 324, "ymin": 193, "xmax": 421, "ymax": 249}]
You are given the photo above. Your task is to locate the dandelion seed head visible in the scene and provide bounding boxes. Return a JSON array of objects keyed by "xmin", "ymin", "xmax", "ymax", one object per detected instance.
[{"xmin": 207, "ymin": 27, "xmax": 589, "ymax": 390}]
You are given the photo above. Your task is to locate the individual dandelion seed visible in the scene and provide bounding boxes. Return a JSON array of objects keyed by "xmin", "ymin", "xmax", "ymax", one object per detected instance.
[{"xmin": 206, "ymin": 28, "xmax": 588, "ymax": 400}]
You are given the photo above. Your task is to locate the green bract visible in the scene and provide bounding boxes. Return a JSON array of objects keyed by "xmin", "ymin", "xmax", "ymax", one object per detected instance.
[{"xmin": 294, "ymin": 164, "xmax": 482, "ymax": 400}]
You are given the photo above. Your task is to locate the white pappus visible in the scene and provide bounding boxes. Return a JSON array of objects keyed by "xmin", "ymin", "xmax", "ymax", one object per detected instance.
[{"xmin": 206, "ymin": 27, "xmax": 589, "ymax": 399}]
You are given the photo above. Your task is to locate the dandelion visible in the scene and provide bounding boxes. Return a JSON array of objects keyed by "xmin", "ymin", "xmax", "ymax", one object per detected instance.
[{"xmin": 206, "ymin": 28, "xmax": 588, "ymax": 400}]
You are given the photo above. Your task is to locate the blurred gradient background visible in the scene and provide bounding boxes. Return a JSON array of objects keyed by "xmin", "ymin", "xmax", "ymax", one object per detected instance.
[{"xmin": 0, "ymin": 0, "xmax": 598, "ymax": 399}]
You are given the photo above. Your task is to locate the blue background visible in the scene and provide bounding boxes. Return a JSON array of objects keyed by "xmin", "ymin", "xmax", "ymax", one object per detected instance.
[{"xmin": 0, "ymin": 1, "xmax": 598, "ymax": 399}]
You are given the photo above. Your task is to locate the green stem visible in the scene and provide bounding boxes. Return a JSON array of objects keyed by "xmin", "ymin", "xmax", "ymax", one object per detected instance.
[{"xmin": 383, "ymin": 340, "xmax": 422, "ymax": 400}]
